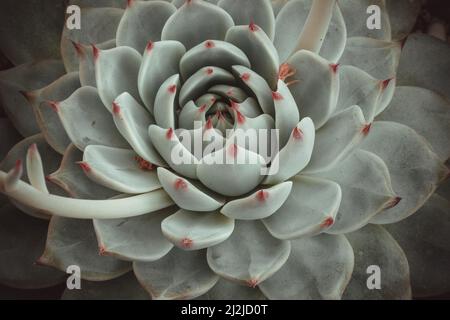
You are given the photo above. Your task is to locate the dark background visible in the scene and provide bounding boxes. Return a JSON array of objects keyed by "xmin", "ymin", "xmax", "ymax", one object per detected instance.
[{"xmin": 0, "ymin": 0, "xmax": 449, "ymax": 300}]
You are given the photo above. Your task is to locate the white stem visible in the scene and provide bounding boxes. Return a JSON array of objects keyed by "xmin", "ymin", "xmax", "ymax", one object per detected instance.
[
  {"xmin": 26, "ymin": 144, "xmax": 49, "ymax": 193},
  {"xmin": 0, "ymin": 171, "xmax": 174, "ymax": 219},
  {"xmin": 293, "ymin": 0, "xmax": 336, "ymax": 55}
]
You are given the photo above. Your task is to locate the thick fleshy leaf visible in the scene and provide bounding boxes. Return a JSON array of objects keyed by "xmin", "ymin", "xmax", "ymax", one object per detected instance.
[
  {"xmin": 304, "ymin": 106, "xmax": 367, "ymax": 174},
  {"xmin": 149, "ymin": 125, "xmax": 198, "ymax": 179},
  {"xmin": 259, "ymin": 234, "xmax": 354, "ymax": 299},
  {"xmin": 339, "ymin": 0, "xmax": 391, "ymax": 40},
  {"xmin": 95, "ymin": 46, "xmax": 143, "ymax": 111},
  {"xmin": 57, "ymin": 86, "xmax": 129, "ymax": 150},
  {"xmin": 336, "ymin": 65, "xmax": 395, "ymax": 122},
  {"xmin": 75, "ymin": 40, "xmax": 116, "ymax": 87},
  {"xmin": 179, "ymin": 67, "xmax": 235, "ymax": 107},
  {"xmin": 153, "ymin": 74, "xmax": 180, "ymax": 129},
  {"xmin": 61, "ymin": 7, "xmax": 124, "ymax": 72},
  {"xmin": 232, "ymin": 65, "xmax": 274, "ymax": 116},
  {"xmin": 384, "ymin": 194, "xmax": 450, "ymax": 298},
  {"xmin": 272, "ymin": 80, "xmax": 299, "ymax": 146},
  {"xmin": 197, "ymin": 144, "xmax": 265, "ymax": 197},
  {"xmin": 94, "ymin": 207, "xmax": 175, "ymax": 262},
  {"xmin": 138, "ymin": 41, "xmax": 185, "ymax": 113},
  {"xmin": 0, "ymin": 60, "xmax": 65, "ymax": 137},
  {"xmin": 377, "ymin": 86, "xmax": 450, "ymax": 161},
  {"xmin": 0, "ymin": 119, "xmax": 22, "ymax": 163},
  {"xmin": 285, "ymin": 50, "xmax": 339, "ymax": 128},
  {"xmin": 343, "ymin": 224, "xmax": 412, "ymax": 300},
  {"xmin": 386, "ymin": 0, "xmax": 423, "ymax": 40},
  {"xmin": 116, "ymin": 0, "xmax": 176, "ymax": 52},
  {"xmin": 199, "ymin": 278, "xmax": 266, "ymax": 300},
  {"xmin": 48, "ymin": 144, "xmax": 117, "ymax": 200},
  {"xmin": 313, "ymin": 149, "xmax": 396, "ymax": 234},
  {"xmin": 161, "ymin": 0, "xmax": 234, "ymax": 50},
  {"xmin": 208, "ymin": 84, "xmax": 248, "ymax": 103},
  {"xmin": 113, "ymin": 92, "xmax": 165, "ymax": 166},
  {"xmin": 0, "ymin": 204, "xmax": 66, "ymax": 289},
  {"xmin": 264, "ymin": 118, "xmax": 315, "ymax": 184},
  {"xmin": 180, "ymin": 40, "xmax": 250, "ymax": 81},
  {"xmin": 157, "ymin": 167, "xmax": 224, "ymax": 212},
  {"xmin": 39, "ymin": 217, "xmax": 131, "ymax": 281},
  {"xmin": 134, "ymin": 249, "xmax": 219, "ymax": 300},
  {"xmin": 340, "ymin": 37, "xmax": 401, "ymax": 80},
  {"xmin": 221, "ymin": 181, "xmax": 292, "ymax": 220},
  {"xmin": 82, "ymin": 145, "xmax": 161, "ymax": 194},
  {"xmin": 28, "ymin": 72, "xmax": 81, "ymax": 154},
  {"xmin": 218, "ymin": 0, "xmax": 275, "ymax": 40},
  {"xmin": 397, "ymin": 33, "xmax": 450, "ymax": 101},
  {"xmin": 274, "ymin": 0, "xmax": 346, "ymax": 63},
  {"xmin": 207, "ymin": 220, "xmax": 290, "ymax": 286},
  {"xmin": 263, "ymin": 176, "xmax": 341, "ymax": 239},
  {"xmin": 1, "ymin": 134, "xmax": 63, "ymax": 219},
  {"xmin": 161, "ymin": 209, "xmax": 234, "ymax": 250},
  {"xmin": 361, "ymin": 121, "xmax": 449, "ymax": 224},
  {"xmin": 62, "ymin": 272, "xmax": 150, "ymax": 300},
  {"xmin": 225, "ymin": 24, "xmax": 279, "ymax": 90},
  {"xmin": 0, "ymin": 0, "xmax": 65, "ymax": 64}
]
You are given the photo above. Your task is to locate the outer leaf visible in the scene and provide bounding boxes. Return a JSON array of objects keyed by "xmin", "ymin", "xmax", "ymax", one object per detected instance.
[
  {"xmin": 0, "ymin": 60, "xmax": 65, "ymax": 137},
  {"xmin": 343, "ymin": 224, "xmax": 412, "ymax": 300},
  {"xmin": 384, "ymin": 194, "xmax": 450, "ymax": 298},
  {"xmin": 134, "ymin": 249, "xmax": 219, "ymax": 300},
  {"xmin": 303, "ymin": 106, "xmax": 367, "ymax": 174},
  {"xmin": 207, "ymin": 220, "xmax": 291, "ymax": 286},
  {"xmin": 57, "ymin": 86, "xmax": 129, "ymax": 150},
  {"xmin": 0, "ymin": 204, "xmax": 66, "ymax": 289},
  {"xmin": 259, "ymin": 234, "xmax": 354, "ymax": 299},
  {"xmin": 263, "ymin": 176, "xmax": 341, "ymax": 239},
  {"xmin": 95, "ymin": 46, "xmax": 143, "ymax": 111},
  {"xmin": 161, "ymin": 0, "xmax": 234, "ymax": 50},
  {"xmin": 94, "ymin": 207, "xmax": 175, "ymax": 262},
  {"xmin": 62, "ymin": 272, "xmax": 150, "ymax": 300},
  {"xmin": 116, "ymin": 0, "xmax": 176, "ymax": 52},
  {"xmin": 39, "ymin": 217, "xmax": 131, "ymax": 281},
  {"xmin": 161, "ymin": 209, "xmax": 234, "ymax": 250},
  {"xmin": 339, "ymin": 37, "xmax": 401, "ymax": 80},
  {"xmin": 61, "ymin": 7, "xmax": 124, "ymax": 72},
  {"xmin": 312, "ymin": 149, "xmax": 396, "ymax": 234},
  {"xmin": 396, "ymin": 33, "xmax": 450, "ymax": 100},
  {"xmin": 377, "ymin": 87, "xmax": 450, "ymax": 161},
  {"xmin": 48, "ymin": 144, "xmax": 117, "ymax": 200},
  {"xmin": 218, "ymin": 0, "xmax": 275, "ymax": 40},
  {"xmin": 274, "ymin": 0, "xmax": 346, "ymax": 63},
  {"xmin": 285, "ymin": 50, "xmax": 339, "ymax": 129},
  {"xmin": 361, "ymin": 121, "xmax": 449, "ymax": 224}
]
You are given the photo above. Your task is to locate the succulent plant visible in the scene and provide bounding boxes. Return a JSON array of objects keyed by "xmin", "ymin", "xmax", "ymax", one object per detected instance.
[{"xmin": 0, "ymin": 0, "xmax": 449, "ymax": 300}]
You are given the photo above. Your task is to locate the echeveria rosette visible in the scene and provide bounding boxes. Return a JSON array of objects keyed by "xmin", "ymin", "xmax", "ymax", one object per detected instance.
[{"xmin": 0, "ymin": 0, "xmax": 449, "ymax": 300}]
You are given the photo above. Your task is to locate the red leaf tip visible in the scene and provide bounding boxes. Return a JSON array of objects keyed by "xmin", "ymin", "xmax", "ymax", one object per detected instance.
[
  {"xmin": 48, "ymin": 101, "xmax": 60, "ymax": 112},
  {"xmin": 181, "ymin": 238, "xmax": 193, "ymax": 249},
  {"xmin": 272, "ymin": 91, "xmax": 283, "ymax": 101},
  {"xmin": 330, "ymin": 63, "xmax": 339, "ymax": 73},
  {"xmin": 293, "ymin": 127, "xmax": 304, "ymax": 140},
  {"xmin": 166, "ymin": 128, "xmax": 174, "ymax": 140},
  {"xmin": 78, "ymin": 162, "xmax": 91, "ymax": 173},
  {"xmin": 174, "ymin": 178, "xmax": 188, "ymax": 191},
  {"xmin": 168, "ymin": 84, "xmax": 177, "ymax": 94},
  {"xmin": 146, "ymin": 41, "xmax": 154, "ymax": 52},
  {"xmin": 256, "ymin": 190, "xmax": 269, "ymax": 202},
  {"xmin": 112, "ymin": 102, "xmax": 121, "ymax": 115},
  {"xmin": 321, "ymin": 217, "xmax": 334, "ymax": 228},
  {"xmin": 249, "ymin": 20, "xmax": 259, "ymax": 32},
  {"xmin": 362, "ymin": 123, "xmax": 372, "ymax": 136},
  {"xmin": 205, "ymin": 40, "xmax": 215, "ymax": 48}
]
